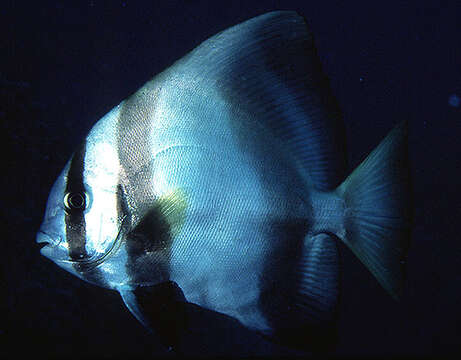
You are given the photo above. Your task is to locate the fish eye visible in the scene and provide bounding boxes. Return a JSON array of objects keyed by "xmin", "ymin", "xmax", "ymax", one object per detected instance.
[{"xmin": 64, "ymin": 192, "xmax": 88, "ymax": 211}]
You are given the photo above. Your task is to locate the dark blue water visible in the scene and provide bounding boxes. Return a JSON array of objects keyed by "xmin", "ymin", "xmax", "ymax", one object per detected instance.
[{"xmin": 2, "ymin": 1, "xmax": 460, "ymax": 358}]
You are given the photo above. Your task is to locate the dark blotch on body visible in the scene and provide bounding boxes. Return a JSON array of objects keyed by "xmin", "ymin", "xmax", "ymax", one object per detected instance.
[{"xmin": 125, "ymin": 201, "xmax": 173, "ymax": 285}]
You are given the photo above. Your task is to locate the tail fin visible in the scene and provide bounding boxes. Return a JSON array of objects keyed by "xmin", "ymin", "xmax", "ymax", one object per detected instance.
[{"xmin": 336, "ymin": 121, "xmax": 412, "ymax": 300}]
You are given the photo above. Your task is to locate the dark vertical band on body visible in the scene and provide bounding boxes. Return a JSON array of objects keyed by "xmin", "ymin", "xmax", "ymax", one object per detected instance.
[
  {"xmin": 64, "ymin": 141, "xmax": 110, "ymax": 287},
  {"xmin": 65, "ymin": 141, "xmax": 88, "ymax": 261},
  {"xmin": 116, "ymin": 88, "xmax": 173, "ymax": 283}
]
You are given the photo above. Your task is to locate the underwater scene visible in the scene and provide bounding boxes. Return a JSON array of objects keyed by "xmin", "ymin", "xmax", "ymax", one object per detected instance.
[{"xmin": 2, "ymin": 1, "xmax": 461, "ymax": 358}]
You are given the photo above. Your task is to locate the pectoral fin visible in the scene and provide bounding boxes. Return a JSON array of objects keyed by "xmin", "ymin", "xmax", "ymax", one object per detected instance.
[{"xmin": 119, "ymin": 281, "xmax": 188, "ymax": 347}]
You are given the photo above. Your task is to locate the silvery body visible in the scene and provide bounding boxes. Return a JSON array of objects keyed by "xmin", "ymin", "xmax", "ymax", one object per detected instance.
[{"xmin": 37, "ymin": 11, "xmax": 411, "ymax": 345}]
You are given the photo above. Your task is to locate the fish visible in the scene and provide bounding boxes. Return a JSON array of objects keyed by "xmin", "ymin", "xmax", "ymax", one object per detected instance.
[{"xmin": 36, "ymin": 10, "xmax": 412, "ymax": 350}]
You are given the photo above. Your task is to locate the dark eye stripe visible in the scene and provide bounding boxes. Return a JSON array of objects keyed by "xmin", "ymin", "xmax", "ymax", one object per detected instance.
[{"xmin": 65, "ymin": 141, "xmax": 88, "ymax": 261}]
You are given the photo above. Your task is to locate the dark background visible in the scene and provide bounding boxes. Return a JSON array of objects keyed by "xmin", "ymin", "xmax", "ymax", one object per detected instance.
[{"xmin": 2, "ymin": 0, "xmax": 460, "ymax": 358}]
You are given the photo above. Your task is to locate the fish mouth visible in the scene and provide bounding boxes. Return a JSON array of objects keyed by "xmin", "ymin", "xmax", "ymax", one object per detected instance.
[{"xmin": 36, "ymin": 231, "xmax": 62, "ymax": 249}]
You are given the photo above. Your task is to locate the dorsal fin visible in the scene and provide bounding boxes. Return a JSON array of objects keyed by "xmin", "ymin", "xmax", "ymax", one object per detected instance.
[{"xmin": 155, "ymin": 11, "xmax": 347, "ymax": 190}]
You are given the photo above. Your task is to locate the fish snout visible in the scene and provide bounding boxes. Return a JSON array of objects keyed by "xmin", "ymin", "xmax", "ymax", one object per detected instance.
[{"xmin": 36, "ymin": 230, "xmax": 62, "ymax": 248}]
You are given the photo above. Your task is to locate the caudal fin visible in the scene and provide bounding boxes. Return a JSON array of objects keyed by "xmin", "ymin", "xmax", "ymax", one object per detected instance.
[{"xmin": 336, "ymin": 121, "xmax": 412, "ymax": 300}]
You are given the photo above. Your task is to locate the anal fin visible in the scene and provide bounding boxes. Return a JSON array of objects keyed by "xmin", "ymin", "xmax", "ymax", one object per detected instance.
[
  {"xmin": 271, "ymin": 233, "xmax": 339, "ymax": 351},
  {"xmin": 293, "ymin": 233, "xmax": 339, "ymax": 325}
]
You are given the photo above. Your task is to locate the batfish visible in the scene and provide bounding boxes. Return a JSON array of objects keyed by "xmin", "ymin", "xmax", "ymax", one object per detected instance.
[{"xmin": 36, "ymin": 11, "xmax": 412, "ymax": 350}]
